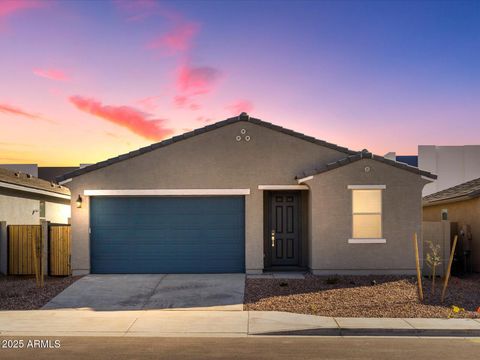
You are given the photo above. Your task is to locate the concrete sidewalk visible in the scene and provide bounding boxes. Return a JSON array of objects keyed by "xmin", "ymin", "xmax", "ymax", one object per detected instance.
[{"xmin": 0, "ymin": 310, "xmax": 479, "ymax": 337}]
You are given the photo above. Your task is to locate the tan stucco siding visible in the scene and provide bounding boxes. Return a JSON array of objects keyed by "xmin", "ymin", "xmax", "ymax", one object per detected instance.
[
  {"xmin": 67, "ymin": 121, "xmax": 349, "ymax": 274},
  {"xmin": 423, "ymin": 198, "xmax": 480, "ymax": 272},
  {"xmin": 306, "ymin": 159, "xmax": 428, "ymax": 274}
]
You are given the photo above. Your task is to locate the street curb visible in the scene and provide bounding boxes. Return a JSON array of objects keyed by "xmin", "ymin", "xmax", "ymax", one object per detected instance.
[{"xmin": 250, "ymin": 328, "xmax": 480, "ymax": 337}]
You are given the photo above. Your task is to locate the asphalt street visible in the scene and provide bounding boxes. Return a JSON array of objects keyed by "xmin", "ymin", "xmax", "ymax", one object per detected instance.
[{"xmin": 1, "ymin": 336, "xmax": 479, "ymax": 360}]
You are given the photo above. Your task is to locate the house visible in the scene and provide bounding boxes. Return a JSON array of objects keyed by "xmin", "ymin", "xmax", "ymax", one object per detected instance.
[
  {"xmin": 383, "ymin": 152, "xmax": 418, "ymax": 167},
  {"xmin": 56, "ymin": 113, "xmax": 436, "ymax": 275},
  {"xmin": 0, "ymin": 164, "xmax": 81, "ymax": 182},
  {"xmin": 418, "ymin": 145, "xmax": 480, "ymax": 196},
  {"xmin": 423, "ymin": 177, "xmax": 480, "ymax": 272},
  {"xmin": 0, "ymin": 167, "xmax": 71, "ymax": 225}
]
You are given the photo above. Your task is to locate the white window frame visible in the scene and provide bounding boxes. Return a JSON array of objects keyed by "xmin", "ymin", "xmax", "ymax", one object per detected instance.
[{"xmin": 348, "ymin": 185, "xmax": 386, "ymax": 244}]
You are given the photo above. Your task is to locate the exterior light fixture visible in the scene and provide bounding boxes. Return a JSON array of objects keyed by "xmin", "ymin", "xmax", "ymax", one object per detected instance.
[{"xmin": 76, "ymin": 195, "xmax": 83, "ymax": 208}]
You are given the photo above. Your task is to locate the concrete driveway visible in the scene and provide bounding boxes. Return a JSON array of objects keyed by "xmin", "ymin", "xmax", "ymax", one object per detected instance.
[{"xmin": 43, "ymin": 274, "xmax": 245, "ymax": 311}]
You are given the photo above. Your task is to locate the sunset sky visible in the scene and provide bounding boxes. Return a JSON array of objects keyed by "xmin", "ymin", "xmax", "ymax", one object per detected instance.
[{"xmin": 0, "ymin": 0, "xmax": 479, "ymax": 166}]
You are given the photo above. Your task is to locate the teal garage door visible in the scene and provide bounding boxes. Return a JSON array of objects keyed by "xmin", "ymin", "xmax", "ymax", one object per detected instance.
[{"xmin": 90, "ymin": 197, "xmax": 245, "ymax": 273}]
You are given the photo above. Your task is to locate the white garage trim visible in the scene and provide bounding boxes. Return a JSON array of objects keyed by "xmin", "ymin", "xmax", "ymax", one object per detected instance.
[
  {"xmin": 83, "ymin": 189, "xmax": 251, "ymax": 196},
  {"xmin": 0, "ymin": 181, "xmax": 70, "ymax": 200},
  {"xmin": 258, "ymin": 185, "xmax": 309, "ymax": 190}
]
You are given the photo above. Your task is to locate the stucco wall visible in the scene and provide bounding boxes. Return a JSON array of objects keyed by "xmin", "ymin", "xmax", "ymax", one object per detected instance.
[
  {"xmin": 419, "ymin": 145, "xmax": 480, "ymax": 196},
  {"xmin": 423, "ymin": 198, "xmax": 480, "ymax": 272},
  {"xmin": 306, "ymin": 158, "xmax": 429, "ymax": 275},
  {"xmin": 67, "ymin": 121, "xmax": 349, "ymax": 274},
  {"xmin": 0, "ymin": 194, "xmax": 40, "ymax": 224},
  {"xmin": 45, "ymin": 201, "xmax": 71, "ymax": 224},
  {"xmin": 0, "ymin": 193, "xmax": 70, "ymax": 225},
  {"xmin": 67, "ymin": 121, "xmax": 428, "ymax": 275}
]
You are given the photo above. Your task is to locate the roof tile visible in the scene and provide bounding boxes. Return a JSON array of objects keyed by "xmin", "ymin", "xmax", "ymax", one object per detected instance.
[
  {"xmin": 423, "ymin": 177, "xmax": 480, "ymax": 204},
  {"xmin": 56, "ymin": 113, "xmax": 358, "ymax": 182},
  {"xmin": 296, "ymin": 150, "xmax": 436, "ymax": 180}
]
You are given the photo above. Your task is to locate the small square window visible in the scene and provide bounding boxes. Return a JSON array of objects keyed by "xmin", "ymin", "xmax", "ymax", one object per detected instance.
[{"xmin": 441, "ymin": 209, "xmax": 448, "ymax": 220}]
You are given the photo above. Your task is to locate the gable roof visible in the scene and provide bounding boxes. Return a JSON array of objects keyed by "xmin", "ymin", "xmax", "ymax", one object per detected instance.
[
  {"xmin": 423, "ymin": 177, "xmax": 480, "ymax": 205},
  {"xmin": 296, "ymin": 149, "xmax": 437, "ymax": 181},
  {"xmin": 56, "ymin": 113, "xmax": 358, "ymax": 182},
  {"xmin": 0, "ymin": 167, "xmax": 70, "ymax": 197}
]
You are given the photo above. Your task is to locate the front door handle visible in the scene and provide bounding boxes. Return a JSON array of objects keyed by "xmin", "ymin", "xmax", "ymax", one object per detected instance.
[{"xmin": 271, "ymin": 230, "xmax": 275, "ymax": 247}]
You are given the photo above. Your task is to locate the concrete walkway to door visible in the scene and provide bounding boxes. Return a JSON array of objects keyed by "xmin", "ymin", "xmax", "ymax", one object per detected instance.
[{"xmin": 42, "ymin": 274, "xmax": 245, "ymax": 311}]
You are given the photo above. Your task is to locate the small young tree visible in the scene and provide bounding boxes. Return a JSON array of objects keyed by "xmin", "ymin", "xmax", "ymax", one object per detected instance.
[{"xmin": 425, "ymin": 241, "xmax": 442, "ymax": 295}]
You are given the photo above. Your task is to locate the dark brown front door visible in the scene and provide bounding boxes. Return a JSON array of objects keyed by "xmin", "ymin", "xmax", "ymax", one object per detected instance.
[{"xmin": 268, "ymin": 192, "xmax": 300, "ymax": 266}]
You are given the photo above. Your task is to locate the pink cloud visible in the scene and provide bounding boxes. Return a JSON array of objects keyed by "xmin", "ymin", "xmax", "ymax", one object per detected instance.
[
  {"xmin": 173, "ymin": 95, "xmax": 201, "ymax": 111},
  {"xmin": 226, "ymin": 100, "xmax": 254, "ymax": 115},
  {"xmin": 137, "ymin": 95, "xmax": 161, "ymax": 111},
  {"xmin": 69, "ymin": 96, "xmax": 173, "ymax": 141},
  {"xmin": 0, "ymin": 103, "xmax": 41, "ymax": 119},
  {"xmin": 148, "ymin": 22, "xmax": 200, "ymax": 55},
  {"xmin": 177, "ymin": 65, "xmax": 221, "ymax": 95},
  {"xmin": 33, "ymin": 68, "xmax": 69, "ymax": 81},
  {"xmin": 173, "ymin": 95, "xmax": 188, "ymax": 108},
  {"xmin": 0, "ymin": 0, "xmax": 43, "ymax": 18}
]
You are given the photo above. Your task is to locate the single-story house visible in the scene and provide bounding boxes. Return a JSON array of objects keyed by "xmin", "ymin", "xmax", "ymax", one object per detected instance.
[
  {"xmin": 0, "ymin": 167, "xmax": 71, "ymax": 225},
  {"xmin": 57, "ymin": 113, "xmax": 436, "ymax": 275},
  {"xmin": 423, "ymin": 177, "xmax": 480, "ymax": 272}
]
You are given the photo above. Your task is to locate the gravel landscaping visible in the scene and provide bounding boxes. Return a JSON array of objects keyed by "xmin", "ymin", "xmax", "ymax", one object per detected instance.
[
  {"xmin": 244, "ymin": 274, "xmax": 480, "ymax": 318},
  {"xmin": 0, "ymin": 275, "xmax": 82, "ymax": 310}
]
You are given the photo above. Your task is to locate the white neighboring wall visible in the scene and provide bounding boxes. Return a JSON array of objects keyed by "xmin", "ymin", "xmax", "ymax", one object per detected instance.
[
  {"xmin": 0, "ymin": 194, "xmax": 40, "ymax": 224},
  {"xmin": 45, "ymin": 202, "xmax": 71, "ymax": 224},
  {"xmin": 419, "ymin": 145, "xmax": 480, "ymax": 196},
  {"xmin": 0, "ymin": 194, "xmax": 70, "ymax": 225}
]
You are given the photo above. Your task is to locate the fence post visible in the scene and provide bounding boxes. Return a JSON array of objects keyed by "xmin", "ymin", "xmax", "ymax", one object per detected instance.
[
  {"xmin": 41, "ymin": 220, "xmax": 49, "ymax": 277},
  {"xmin": 0, "ymin": 221, "xmax": 7, "ymax": 275}
]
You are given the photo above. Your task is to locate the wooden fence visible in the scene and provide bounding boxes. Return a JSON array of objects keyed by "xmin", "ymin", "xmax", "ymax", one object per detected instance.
[
  {"xmin": 49, "ymin": 225, "xmax": 71, "ymax": 276},
  {"xmin": 7, "ymin": 223, "xmax": 71, "ymax": 276},
  {"xmin": 8, "ymin": 225, "xmax": 42, "ymax": 275}
]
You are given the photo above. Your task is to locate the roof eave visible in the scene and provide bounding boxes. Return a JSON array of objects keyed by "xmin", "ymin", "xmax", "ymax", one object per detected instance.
[{"xmin": 423, "ymin": 189, "xmax": 480, "ymax": 207}]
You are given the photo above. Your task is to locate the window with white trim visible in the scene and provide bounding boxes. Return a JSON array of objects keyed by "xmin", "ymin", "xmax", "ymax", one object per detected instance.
[{"xmin": 352, "ymin": 189, "xmax": 382, "ymax": 239}]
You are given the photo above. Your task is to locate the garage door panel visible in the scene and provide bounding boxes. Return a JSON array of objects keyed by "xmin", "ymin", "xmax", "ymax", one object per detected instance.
[
  {"xmin": 94, "ymin": 213, "xmax": 242, "ymax": 228},
  {"xmin": 90, "ymin": 196, "xmax": 245, "ymax": 273}
]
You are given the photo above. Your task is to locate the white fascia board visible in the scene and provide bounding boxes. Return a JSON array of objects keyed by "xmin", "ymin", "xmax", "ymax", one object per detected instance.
[
  {"xmin": 422, "ymin": 175, "xmax": 436, "ymax": 183},
  {"xmin": 59, "ymin": 178, "xmax": 72, "ymax": 185},
  {"xmin": 84, "ymin": 189, "xmax": 251, "ymax": 196},
  {"xmin": 0, "ymin": 181, "xmax": 71, "ymax": 200},
  {"xmin": 348, "ymin": 239, "xmax": 387, "ymax": 244},
  {"xmin": 296, "ymin": 175, "xmax": 314, "ymax": 184},
  {"xmin": 258, "ymin": 185, "xmax": 309, "ymax": 190},
  {"xmin": 347, "ymin": 185, "xmax": 386, "ymax": 190}
]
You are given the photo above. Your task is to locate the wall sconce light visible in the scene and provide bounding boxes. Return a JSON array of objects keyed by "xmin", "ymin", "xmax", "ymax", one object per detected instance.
[{"xmin": 76, "ymin": 195, "xmax": 83, "ymax": 208}]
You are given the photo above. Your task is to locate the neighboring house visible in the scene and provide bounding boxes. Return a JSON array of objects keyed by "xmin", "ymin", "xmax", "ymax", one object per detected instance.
[
  {"xmin": 0, "ymin": 167, "xmax": 71, "ymax": 225},
  {"xmin": 384, "ymin": 152, "xmax": 418, "ymax": 167},
  {"xmin": 0, "ymin": 164, "xmax": 80, "ymax": 182},
  {"xmin": 418, "ymin": 145, "xmax": 480, "ymax": 196},
  {"xmin": 423, "ymin": 177, "xmax": 480, "ymax": 272},
  {"xmin": 57, "ymin": 113, "xmax": 436, "ymax": 276}
]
